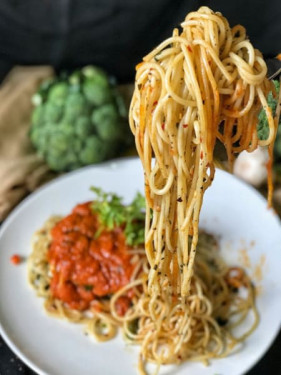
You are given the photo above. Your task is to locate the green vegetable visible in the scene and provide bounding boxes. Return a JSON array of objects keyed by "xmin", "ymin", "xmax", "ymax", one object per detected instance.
[
  {"xmin": 82, "ymin": 66, "xmax": 112, "ymax": 105},
  {"xmin": 29, "ymin": 65, "xmax": 133, "ymax": 172},
  {"xmin": 91, "ymin": 187, "xmax": 145, "ymax": 246},
  {"xmin": 82, "ymin": 79, "xmax": 112, "ymax": 106},
  {"xmin": 92, "ymin": 104, "xmax": 120, "ymax": 141},
  {"xmin": 43, "ymin": 103, "xmax": 63, "ymax": 123},
  {"xmin": 257, "ymin": 80, "xmax": 280, "ymax": 141},
  {"xmin": 65, "ymin": 92, "xmax": 88, "ymax": 119},
  {"xmin": 48, "ymin": 82, "xmax": 68, "ymax": 106},
  {"xmin": 75, "ymin": 116, "xmax": 93, "ymax": 138},
  {"xmin": 31, "ymin": 105, "xmax": 44, "ymax": 126},
  {"xmin": 79, "ymin": 136, "xmax": 106, "ymax": 164},
  {"xmin": 127, "ymin": 318, "xmax": 139, "ymax": 335},
  {"xmin": 84, "ymin": 285, "xmax": 93, "ymax": 291}
]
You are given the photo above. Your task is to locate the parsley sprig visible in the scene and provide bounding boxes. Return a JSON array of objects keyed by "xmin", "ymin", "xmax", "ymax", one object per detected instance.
[{"xmin": 90, "ymin": 187, "xmax": 145, "ymax": 246}]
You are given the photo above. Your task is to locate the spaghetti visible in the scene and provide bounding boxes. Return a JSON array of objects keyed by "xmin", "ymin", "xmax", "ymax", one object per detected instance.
[
  {"xmin": 28, "ymin": 215, "xmax": 258, "ymax": 372},
  {"xmin": 129, "ymin": 6, "xmax": 276, "ymax": 299}
]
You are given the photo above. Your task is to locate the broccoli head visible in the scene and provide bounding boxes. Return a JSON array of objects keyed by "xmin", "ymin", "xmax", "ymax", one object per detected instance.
[{"xmin": 29, "ymin": 65, "xmax": 132, "ymax": 172}]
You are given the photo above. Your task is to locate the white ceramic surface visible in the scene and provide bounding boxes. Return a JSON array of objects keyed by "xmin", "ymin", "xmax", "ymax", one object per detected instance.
[{"xmin": 0, "ymin": 157, "xmax": 280, "ymax": 375}]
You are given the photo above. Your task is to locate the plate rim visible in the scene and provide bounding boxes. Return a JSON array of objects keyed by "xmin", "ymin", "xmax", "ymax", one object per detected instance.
[{"xmin": 0, "ymin": 156, "xmax": 280, "ymax": 375}]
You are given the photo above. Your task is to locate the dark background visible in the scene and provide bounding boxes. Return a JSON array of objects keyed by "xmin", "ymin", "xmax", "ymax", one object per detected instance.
[
  {"xmin": 0, "ymin": 0, "xmax": 280, "ymax": 83},
  {"xmin": 0, "ymin": 0, "xmax": 280, "ymax": 374}
]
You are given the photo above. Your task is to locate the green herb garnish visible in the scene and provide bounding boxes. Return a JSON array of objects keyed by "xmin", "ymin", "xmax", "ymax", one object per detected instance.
[
  {"xmin": 90, "ymin": 187, "xmax": 145, "ymax": 246},
  {"xmin": 84, "ymin": 285, "xmax": 93, "ymax": 291},
  {"xmin": 257, "ymin": 79, "xmax": 280, "ymax": 140},
  {"xmin": 127, "ymin": 318, "xmax": 139, "ymax": 335}
]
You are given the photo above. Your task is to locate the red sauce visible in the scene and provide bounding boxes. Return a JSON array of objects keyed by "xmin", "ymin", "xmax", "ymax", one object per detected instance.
[
  {"xmin": 48, "ymin": 202, "xmax": 135, "ymax": 313},
  {"xmin": 10, "ymin": 254, "xmax": 21, "ymax": 265}
]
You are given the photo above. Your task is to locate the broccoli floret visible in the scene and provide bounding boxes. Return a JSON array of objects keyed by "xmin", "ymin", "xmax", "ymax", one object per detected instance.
[
  {"xmin": 91, "ymin": 104, "xmax": 120, "ymax": 141},
  {"xmin": 43, "ymin": 102, "xmax": 63, "ymax": 123},
  {"xmin": 47, "ymin": 152, "xmax": 69, "ymax": 171},
  {"xmin": 82, "ymin": 73, "xmax": 112, "ymax": 106},
  {"xmin": 30, "ymin": 127, "xmax": 41, "ymax": 149},
  {"xmin": 31, "ymin": 126, "xmax": 52, "ymax": 156},
  {"xmin": 75, "ymin": 116, "xmax": 94, "ymax": 138},
  {"xmin": 82, "ymin": 66, "xmax": 107, "ymax": 80},
  {"xmin": 45, "ymin": 130, "xmax": 80, "ymax": 171},
  {"xmin": 48, "ymin": 82, "xmax": 68, "ymax": 106},
  {"xmin": 69, "ymin": 70, "xmax": 81, "ymax": 86},
  {"xmin": 49, "ymin": 130, "xmax": 73, "ymax": 153},
  {"xmin": 72, "ymin": 138, "xmax": 83, "ymax": 154},
  {"xmin": 65, "ymin": 92, "xmax": 88, "ymax": 119},
  {"xmin": 58, "ymin": 121, "xmax": 75, "ymax": 135},
  {"xmin": 29, "ymin": 65, "xmax": 129, "ymax": 171},
  {"xmin": 79, "ymin": 136, "xmax": 106, "ymax": 164},
  {"xmin": 31, "ymin": 105, "xmax": 45, "ymax": 126}
]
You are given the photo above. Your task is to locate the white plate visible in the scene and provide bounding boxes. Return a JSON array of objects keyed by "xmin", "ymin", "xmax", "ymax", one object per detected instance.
[{"xmin": 0, "ymin": 157, "xmax": 281, "ymax": 375}]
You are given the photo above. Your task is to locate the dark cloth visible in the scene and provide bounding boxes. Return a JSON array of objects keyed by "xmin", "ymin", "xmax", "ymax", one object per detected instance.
[{"xmin": 0, "ymin": 0, "xmax": 280, "ymax": 82}]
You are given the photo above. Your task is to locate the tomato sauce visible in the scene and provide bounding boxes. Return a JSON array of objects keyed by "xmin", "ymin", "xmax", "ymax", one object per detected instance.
[
  {"xmin": 48, "ymin": 202, "xmax": 135, "ymax": 313},
  {"xmin": 10, "ymin": 254, "xmax": 21, "ymax": 265}
]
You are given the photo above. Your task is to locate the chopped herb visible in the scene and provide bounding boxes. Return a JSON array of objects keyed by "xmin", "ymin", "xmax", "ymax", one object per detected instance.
[
  {"xmin": 127, "ymin": 318, "xmax": 139, "ymax": 334},
  {"xmin": 257, "ymin": 79, "xmax": 280, "ymax": 140},
  {"xmin": 91, "ymin": 187, "xmax": 145, "ymax": 246},
  {"xmin": 84, "ymin": 285, "xmax": 93, "ymax": 291}
]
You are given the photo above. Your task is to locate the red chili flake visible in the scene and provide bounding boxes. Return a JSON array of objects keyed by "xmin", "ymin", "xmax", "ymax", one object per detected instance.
[
  {"xmin": 200, "ymin": 151, "xmax": 204, "ymax": 160},
  {"xmin": 153, "ymin": 101, "xmax": 158, "ymax": 106},
  {"xmin": 161, "ymin": 123, "xmax": 165, "ymax": 130},
  {"xmin": 10, "ymin": 254, "xmax": 21, "ymax": 265},
  {"xmin": 183, "ymin": 124, "xmax": 188, "ymax": 128},
  {"xmin": 187, "ymin": 45, "xmax": 192, "ymax": 53},
  {"xmin": 200, "ymin": 137, "xmax": 202, "ymax": 143}
]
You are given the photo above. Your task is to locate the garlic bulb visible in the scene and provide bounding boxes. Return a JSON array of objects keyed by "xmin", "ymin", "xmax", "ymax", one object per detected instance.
[{"xmin": 233, "ymin": 147, "xmax": 268, "ymax": 187}]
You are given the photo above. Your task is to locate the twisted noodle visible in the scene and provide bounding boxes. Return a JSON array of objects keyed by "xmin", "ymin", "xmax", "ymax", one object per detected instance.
[
  {"xmin": 29, "ymin": 221, "xmax": 259, "ymax": 374},
  {"xmin": 129, "ymin": 6, "xmax": 276, "ymax": 299}
]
